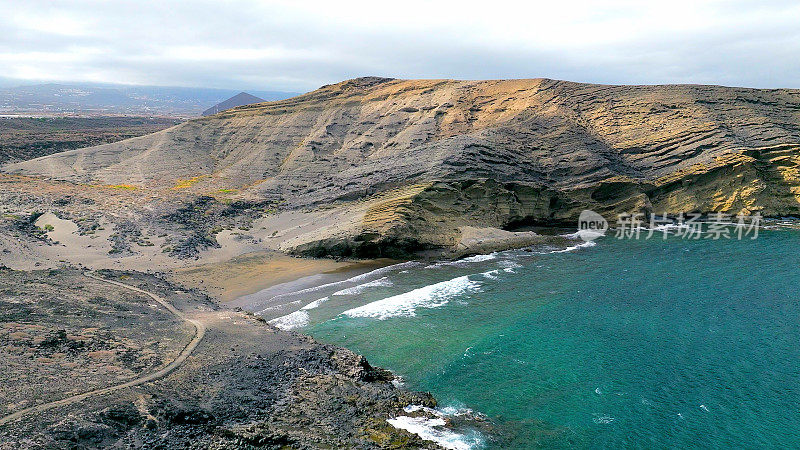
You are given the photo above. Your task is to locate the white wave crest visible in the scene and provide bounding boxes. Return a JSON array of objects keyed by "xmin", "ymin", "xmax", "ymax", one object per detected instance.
[
  {"xmin": 481, "ymin": 270, "xmax": 499, "ymax": 280},
  {"xmin": 461, "ymin": 253, "xmax": 497, "ymax": 263},
  {"xmin": 498, "ymin": 260, "xmax": 522, "ymax": 269},
  {"xmin": 345, "ymin": 261, "xmax": 421, "ymax": 283},
  {"xmin": 426, "ymin": 253, "xmax": 497, "ymax": 269},
  {"xmin": 387, "ymin": 416, "xmax": 477, "ymax": 450},
  {"xmin": 268, "ymin": 310, "xmax": 309, "ymax": 330},
  {"xmin": 301, "ymin": 296, "xmax": 329, "ymax": 310},
  {"xmin": 332, "ymin": 277, "xmax": 393, "ymax": 296},
  {"xmin": 497, "ymin": 260, "xmax": 522, "ymax": 273},
  {"xmin": 263, "ymin": 261, "xmax": 420, "ymax": 305},
  {"xmin": 342, "ymin": 275, "xmax": 480, "ymax": 320},
  {"xmin": 536, "ymin": 240, "xmax": 597, "ymax": 254}
]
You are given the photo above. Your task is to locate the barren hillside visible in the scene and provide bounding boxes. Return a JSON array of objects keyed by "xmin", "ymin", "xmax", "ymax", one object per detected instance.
[{"xmin": 5, "ymin": 77, "xmax": 800, "ymax": 257}]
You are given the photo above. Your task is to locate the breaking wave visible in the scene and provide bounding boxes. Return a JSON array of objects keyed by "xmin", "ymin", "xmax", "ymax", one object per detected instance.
[
  {"xmin": 301, "ymin": 296, "xmax": 329, "ymax": 310},
  {"xmin": 341, "ymin": 275, "xmax": 480, "ymax": 320},
  {"xmin": 534, "ymin": 240, "xmax": 597, "ymax": 254},
  {"xmin": 461, "ymin": 253, "xmax": 497, "ymax": 263},
  {"xmin": 267, "ymin": 261, "xmax": 420, "ymax": 302},
  {"xmin": 345, "ymin": 261, "xmax": 422, "ymax": 283},
  {"xmin": 426, "ymin": 253, "xmax": 498, "ymax": 269},
  {"xmin": 387, "ymin": 405, "xmax": 483, "ymax": 450},
  {"xmin": 332, "ymin": 277, "xmax": 393, "ymax": 296},
  {"xmin": 268, "ymin": 310, "xmax": 309, "ymax": 330}
]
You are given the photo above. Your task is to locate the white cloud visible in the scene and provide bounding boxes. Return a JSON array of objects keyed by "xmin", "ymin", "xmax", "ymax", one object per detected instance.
[
  {"xmin": 1, "ymin": 0, "xmax": 799, "ymax": 91},
  {"xmin": 11, "ymin": 10, "xmax": 93, "ymax": 37}
]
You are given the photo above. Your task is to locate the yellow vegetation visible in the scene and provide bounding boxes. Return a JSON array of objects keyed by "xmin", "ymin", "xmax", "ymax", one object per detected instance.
[{"xmin": 172, "ymin": 175, "xmax": 208, "ymax": 190}]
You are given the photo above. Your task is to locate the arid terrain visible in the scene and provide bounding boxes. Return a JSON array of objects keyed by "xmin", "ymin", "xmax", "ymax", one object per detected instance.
[
  {"xmin": 0, "ymin": 116, "xmax": 182, "ymax": 164},
  {"xmin": 0, "ymin": 269, "xmax": 452, "ymax": 448},
  {"xmin": 1, "ymin": 77, "xmax": 800, "ymax": 448},
  {"xmin": 4, "ymin": 77, "xmax": 800, "ymax": 262}
]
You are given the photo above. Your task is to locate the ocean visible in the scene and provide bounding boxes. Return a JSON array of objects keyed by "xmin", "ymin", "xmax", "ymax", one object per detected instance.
[{"xmin": 267, "ymin": 227, "xmax": 800, "ymax": 448}]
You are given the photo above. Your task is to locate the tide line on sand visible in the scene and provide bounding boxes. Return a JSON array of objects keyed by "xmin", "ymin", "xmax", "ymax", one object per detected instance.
[
  {"xmin": 332, "ymin": 277, "xmax": 393, "ymax": 296},
  {"xmin": 268, "ymin": 239, "xmax": 598, "ymax": 328},
  {"xmin": 259, "ymin": 261, "xmax": 421, "ymax": 308}
]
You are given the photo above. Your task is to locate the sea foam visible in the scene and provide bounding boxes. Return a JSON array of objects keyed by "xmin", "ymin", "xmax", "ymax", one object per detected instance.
[
  {"xmin": 261, "ymin": 261, "xmax": 421, "ymax": 306},
  {"xmin": 344, "ymin": 261, "xmax": 421, "ymax": 283},
  {"xmin": 268, "ymin": 310, "xmax": 309, "ymax": 330},
  {"xmin": 332, "ymin": 277, "xmax": 393, "ymax": 296},
  {"xmin": 461, "ymin": 253, "xmax": 497, "ymax": 263},
  {"xmin": 341, "ymin": 275, "xmax": 480, "ymax": 319},
  {"xmin": 301, "ymin": 296, "xmax": 329, "ymax": 310},
  {"xmin": 426, "ymin": 253, "xmax": 497, "ymax": 269},
  {"xmin": 387, "ymin": 416, "xmax": 475, "ymax": 450},
  {"xmin": 388, "ymin": 405, "xmax": 482, "ymax": 449},
  {"xmin": 536, "ymin": 240, "xmax": 597, "ymax": 254},
  {"xmin": 481, "ymin": 269, "xmax": 499, "ymax": 280}
]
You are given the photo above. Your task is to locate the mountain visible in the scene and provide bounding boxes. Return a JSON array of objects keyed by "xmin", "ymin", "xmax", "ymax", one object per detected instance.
[
  {"xmin": 0, "ymin": 82, "xmax": 298, "ymax": 117},
  {"xmin": 5, "ymin": 77, "xmax": 800, "ymax": 257},
  {"xmin": 201, "ymin": 92, "xmax": 265, "ymax": 116}
]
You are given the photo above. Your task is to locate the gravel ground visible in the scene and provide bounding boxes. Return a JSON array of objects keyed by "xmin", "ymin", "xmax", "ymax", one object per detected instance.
[{"xmin": 0, "ymin": 269, "xmax": 451, "ymax": 449}]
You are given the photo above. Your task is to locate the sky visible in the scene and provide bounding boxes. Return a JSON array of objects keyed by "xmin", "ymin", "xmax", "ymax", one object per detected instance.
[{"xmin": 2, "ymin": 0, "xmax": 800, "ymax": 93}]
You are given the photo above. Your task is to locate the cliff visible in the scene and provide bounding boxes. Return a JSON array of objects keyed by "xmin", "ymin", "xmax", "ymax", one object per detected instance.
[{"xmin": 5, "ymin": 77, "xmax": 800, "ymax": 256}]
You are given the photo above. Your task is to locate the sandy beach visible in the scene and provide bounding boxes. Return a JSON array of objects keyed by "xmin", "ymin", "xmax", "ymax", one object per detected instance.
[{"xmin": 171, "ymin": 250, "xmax": 398, "ymax": 305}]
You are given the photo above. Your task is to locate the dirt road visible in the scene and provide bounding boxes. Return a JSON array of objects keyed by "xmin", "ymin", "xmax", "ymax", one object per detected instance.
[{"xmin": 0, "ymin": 273, "xmax": 206, "ymax": 426}]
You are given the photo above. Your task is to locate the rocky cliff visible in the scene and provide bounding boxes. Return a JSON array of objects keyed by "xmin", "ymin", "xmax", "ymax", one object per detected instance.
[{"xmin": 6, "ymin": 77, "xmax": 800, "ymax": 257}]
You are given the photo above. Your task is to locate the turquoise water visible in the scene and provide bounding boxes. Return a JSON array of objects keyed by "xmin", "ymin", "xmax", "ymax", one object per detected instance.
[{"xmin": 296, "ymin": 230, "xmax": 800, "ymax": 448}]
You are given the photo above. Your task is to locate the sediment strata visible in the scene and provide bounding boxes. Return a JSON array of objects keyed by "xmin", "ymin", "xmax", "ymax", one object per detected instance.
[{"xmin": 4, "ymin": 77, "xmax": 799, "ymax": 258}]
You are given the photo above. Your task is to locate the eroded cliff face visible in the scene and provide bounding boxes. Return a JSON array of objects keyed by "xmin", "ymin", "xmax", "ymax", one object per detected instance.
[{"xmin": 6, "ymin": 77, "xmax": 800, "ymax": 256}]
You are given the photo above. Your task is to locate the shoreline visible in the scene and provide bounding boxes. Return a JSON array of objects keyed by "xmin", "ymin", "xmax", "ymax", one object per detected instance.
[
  {"xmin": 153, "ymin": 232, "xmax": 588, "ymax": 447},
  {"xmin": 0, "ymin": 268, "xmax": 444, "ymax": 448},
  {"xmin": 226, "ymin": 258, "xmax": 399, "ymax": 310},
  {"xmin": 169, "ymin": 250, "xmax": 397, "ymax": 303},
  {"xmin": 223, "ymin": 232, "xmax": 584, "ymax": 318}
]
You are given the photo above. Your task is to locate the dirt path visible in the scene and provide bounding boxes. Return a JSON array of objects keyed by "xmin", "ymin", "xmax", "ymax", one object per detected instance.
[{"xmin": 0, "ymin": 273, "xmax": 206, "ymax": 426}]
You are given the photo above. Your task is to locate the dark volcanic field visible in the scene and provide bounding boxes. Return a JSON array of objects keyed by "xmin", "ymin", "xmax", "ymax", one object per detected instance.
[
  {"xmin": 0, "ymin": 269, "xmax": 447, "ymax": 449},
  {"xmin": 0, "ymin": 116, "xmax": 182, "ymax": 164}
]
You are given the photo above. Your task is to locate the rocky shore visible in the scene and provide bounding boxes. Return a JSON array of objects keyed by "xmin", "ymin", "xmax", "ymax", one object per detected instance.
[
  {"xmin": 3, "ymin": 76, "xmax": 800, "ymax": 448},
  {"xmin": 0, "ymin": 269, "xmax": 455, "ymax": 449}
]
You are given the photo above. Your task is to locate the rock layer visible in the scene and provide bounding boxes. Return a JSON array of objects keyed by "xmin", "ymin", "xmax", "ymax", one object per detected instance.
[{"xmin": 6, "ymin": 77, "xmax": 800, "ymax": 255}]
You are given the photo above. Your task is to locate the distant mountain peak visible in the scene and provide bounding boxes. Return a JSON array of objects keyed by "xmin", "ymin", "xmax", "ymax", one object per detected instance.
[
  {"xmin": 0, "ymin": 82, "xmax": 297, "ymax": 117},
  {"xmin": 201, "ymin": 92, "xmax": 265, "ymax": 116}
]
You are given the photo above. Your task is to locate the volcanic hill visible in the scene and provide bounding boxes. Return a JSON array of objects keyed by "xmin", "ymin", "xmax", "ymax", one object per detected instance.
[
  {"xmin": 201, "ymin": 92, "xmax": 266, "ymax": 116},
  {"xmin": 5, "ymin": 77, "xmax": 800, "ymax": 258}
]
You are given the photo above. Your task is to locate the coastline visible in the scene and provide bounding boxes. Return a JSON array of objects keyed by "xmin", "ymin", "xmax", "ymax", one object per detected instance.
[
  {"xmin": 226, "ymin": 259, "xmax": 398, "ymax": 309},
  {"xmin": 170, "ymin": 250, "xmax": 396, "ymax": 303},
  {"xmin": 224, "ymin": 232, "xmax": 583, "ymax": 317},
  {"xmin": 0, "ymin": 231, "xmax": 587, "ymax": 449},
  {"xmin": 174, "ymin": 252, "xmax": 489, "ymax": 448},
  {"xmin": 0, "ymin": 268, "xmax": 446, "ymax": 448},
  {"xmin": 213, "ymin": 233, "xmax": 589, "ymax": 448}
]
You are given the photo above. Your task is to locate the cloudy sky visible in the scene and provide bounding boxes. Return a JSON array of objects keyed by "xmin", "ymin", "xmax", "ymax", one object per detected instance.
[{"xmin": 3, "ymin": 0, "xmax": 800, "ymax": 92}]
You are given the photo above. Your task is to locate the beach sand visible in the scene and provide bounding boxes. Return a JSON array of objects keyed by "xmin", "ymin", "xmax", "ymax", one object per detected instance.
[{"xmin": 170, "ymin": 250, "xmax": 393, "ymax": 304}]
